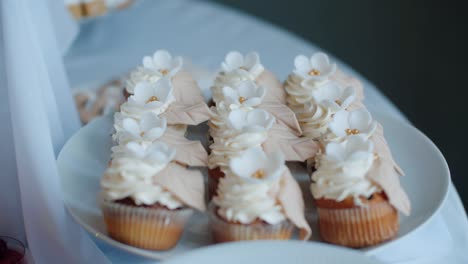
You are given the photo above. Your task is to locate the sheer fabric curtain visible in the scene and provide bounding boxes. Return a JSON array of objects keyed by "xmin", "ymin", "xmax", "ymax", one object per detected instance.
[{"xmin": 0, "ymin": 0, "xmax": 109, "ymax": 262}]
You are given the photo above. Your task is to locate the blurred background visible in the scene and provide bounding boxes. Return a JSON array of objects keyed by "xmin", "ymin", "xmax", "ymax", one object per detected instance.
[{"xmin": 208, "ymin": 0, "xmax": 467, "ymax": 206}]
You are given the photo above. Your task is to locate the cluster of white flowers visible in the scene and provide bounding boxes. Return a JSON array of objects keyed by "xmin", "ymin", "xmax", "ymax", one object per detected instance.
[
  {"xmin": 102, "ymin": 50, "xmax": 186, "ymax": 207},
  {"xmin": 285, "ymin": 52, "xmax": 381, "ymax": 204},
  {"xmin": 208, "ymin": 51, "xmax": 285, "ymax": 183}
]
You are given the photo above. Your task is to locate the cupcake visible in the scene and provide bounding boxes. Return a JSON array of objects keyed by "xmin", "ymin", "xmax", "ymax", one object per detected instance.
[
  {"xmin": 100, "ymin": 52, "xmax": 209, "ymax": 250},
  {"xmin": 101, "ymin": 142, "xmax": 194, "ymax": 250},
  {"xmin": 211, "ymin": 147, "xmax": 311, "ymax": 242},
  {"xmin": 207, "ymin": 51, "xmax": 317, "ymax": 199},
  {"xmin": 311, "ymin": 133, "xmax": 410, "ymax": 248}
]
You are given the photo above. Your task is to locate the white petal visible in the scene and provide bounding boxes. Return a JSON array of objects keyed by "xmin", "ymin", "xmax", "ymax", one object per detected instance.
[
  {"xmin": 325, "ymin": 141, "xmax": 346, "ymax": 161},
  {"xmin": 242, "ymin": 98, "xmax": 262, "ymax": 107},
  {"xmin": 152, "ymin": 50, "xmax": 172, "ymax": 69},
  {"xmin": 230, "ymin": 147, "xmax": 265, "ymax": 178},
  {"xmin": 237, "ymin": 80, "xmax": 257, "ymax": 98},
  {"xmin": 294, "ymin": 55, "xmax": 310, "ymax": 73},
  {"xmin": 310, "ymin": 52, "xmax": 330, "ymax": 71},
  {"xmin": 142, "ymin": 56, "xmax": 154, "ymax": 68},
  {"xmin": 349, "ymin": 108, "xmax": 372, "ymax": 131},
  {"xmin": 222, "ymin": 86, "xmax": 239, "ymax": 102},
  {"xmin": 244, "ymin": 52, "xmax": 260, "ymax": 69},
  {"xmin": 329, "ymin": 110, "xmax": 349, "ymax": 137},
  {"xmin": 246, "ymin": 109, "xmax": 270, "ymax": 127},
  {"xmin": 340, "ymin": 86, "xmax": 356, "ymax": 108},
  {"xmin": 132, "ymin": 82, "xmax": 153, "ymax": 104},
  {"xmin": 223, "ymin": 51, "xmax": 244, "ymax": 71},
  {"xmin": 126, "ymin": 142, "xmax": 146, "ymax": 158},
  {"xmin": 122, "ymin": 118, "xmax": 141, "ymax": 138},
  {"xmin": 228, "ymin": 109, "xmax": 248, "ymax": 130}
]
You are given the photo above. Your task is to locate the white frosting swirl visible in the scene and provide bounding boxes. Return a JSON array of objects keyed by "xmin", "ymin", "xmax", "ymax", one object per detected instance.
[
  {"xmin": 102, "ymin": 141, "xmax": 182, "ymax": 208},
  {"xmin": 213, "ymin": 148, "xmax": 286, "ymax": 224},
  {"xmin": 311, "ymin": 136, "xmax": 380, "ymax": 205},
  {"xmin": 213, "ymin": 175, "xmax": 285, "ymax": 224}
]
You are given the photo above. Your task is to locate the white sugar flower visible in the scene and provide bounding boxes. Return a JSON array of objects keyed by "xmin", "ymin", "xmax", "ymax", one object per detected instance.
[
  {"xmin": 230, "ymin": 147, "xmax": 285, "ymax": 183},
  {"xmin": 329, "ymin": 108, "xmax": 377, "ymax": 138},
  {"xmin": 222, "ymin": 80, "xmax": 266, "ymax": 109},
  {"xmin": 228, "ymin": 108, "xmax": 275, "ymax": 133},
  {"xmin": 126, "ymin": 50, "xmax": 182, "ymax": 94},
  {"xmin": 221, "ymin": 51, "xmax": 264, "ymax": 79},
  {"xmin": 294, "ymin": 52, "xmax": 337, "ymax": 81},
  {"xmin": 325, "ymin": 136, "xmax": 374, "ymax": 164},
  {"xmin": 125, "ymin": 141, "xmax": 176, "ymax": 165},
  {"xmin": 142, "ymin": 50, "xmax": 183, "ymax": 78},
  {"xmin": 310, "ymin": 82, "xmax": 356, "ymax": 111},
  {"xmin": 121, "ymin": 79, "xmax": 175, "ymax": 118},
  {"xmin": 116, "ymin": 113, "xmax": 167, "ymax": 144}
]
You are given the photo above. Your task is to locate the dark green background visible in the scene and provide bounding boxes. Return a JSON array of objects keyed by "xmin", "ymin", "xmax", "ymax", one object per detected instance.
[{"xmin": 210, "ymin": 0, "xmax": 467, "ymax": 206}]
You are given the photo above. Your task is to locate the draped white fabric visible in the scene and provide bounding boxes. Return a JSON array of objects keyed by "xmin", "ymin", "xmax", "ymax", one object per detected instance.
[{"xmin": 0, "ymin": 0, "xmax": 109, "ymax": 263}]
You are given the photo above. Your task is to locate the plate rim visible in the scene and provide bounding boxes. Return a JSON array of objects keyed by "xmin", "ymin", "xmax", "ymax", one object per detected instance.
[
  {"xmin": 57, "ymin": 112, "xmax": 451, "ymax": 260},
  {"xmin": 163, "ymin": 240, "xmax": 385, "ymax": 264}
]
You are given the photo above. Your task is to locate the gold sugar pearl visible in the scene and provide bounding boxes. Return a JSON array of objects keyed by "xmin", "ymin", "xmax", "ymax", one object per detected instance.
[
  {"xmin": 346, "ymin": 128, "xmax": 360, "ymax": 135},
  {"xmin": 140, "ymin": 132, "xmax": 145, "ymax": 137},
  {"xmin": 240, "ymin": 66, "xmax": 248, "ymax": 71},
  {"xmin": 308, "ymin": 69, "xmax": 321, "ymax": 76},
  {"xmin": 146, "ymin": 96, "xmax": 159, "ymax": 104},
  {"xmin": 159, "ymin": 69, "xmax": 169, "ymax": 75},
  {"xmin": 239, "ymin": 96, "xmax": 246, "ymax": 103},
  {"xmin": 335, "ymin": 99, "xmax": 341, "ymax": 105},
  {"xmin": 252, "ymin": 169, "xmax": 265, "ymax": 179}
]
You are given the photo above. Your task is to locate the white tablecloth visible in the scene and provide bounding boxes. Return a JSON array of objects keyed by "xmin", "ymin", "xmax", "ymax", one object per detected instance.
[{"xmin": 17, "ymin": 0, "xmax": 468, "ymax": 263}]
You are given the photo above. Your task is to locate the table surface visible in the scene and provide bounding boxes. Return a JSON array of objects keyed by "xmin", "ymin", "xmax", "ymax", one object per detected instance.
[{"xmin": 64, "ymin": 0, "xmax": 468, "ymax": 263}]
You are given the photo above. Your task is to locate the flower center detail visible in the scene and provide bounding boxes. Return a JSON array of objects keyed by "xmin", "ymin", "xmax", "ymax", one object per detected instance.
[
  {"xmin": 345, "ymin": 128, "xmax": 360, "ymax": 135},
  {"xmin": 140, "ymin": 132, "xmax": 145, "ymax": 137},
  {"xmin": 308, "ymin": 69, "xmax": 321, "ymax": 76},
  {"xmin": 159, "ymin": 69, "xmax": 169, "ymax": 75},
  {"xmin": 335, "ymin": 99, "xmax": 342, "ymax": 105},
  {"xmin": 239, "ymin": 66, "xmax": 248, "ymax": 71},
  {"xmin": 239, "ymin": 96, "xmax": 246, "ymax": 103},
  {"xmin": 252, "ymin": 169, "xmax": 265, "ymax": 179},
  {"xmin": 146, "ymin": 96, "xmax": 159, "ymax": 104}
]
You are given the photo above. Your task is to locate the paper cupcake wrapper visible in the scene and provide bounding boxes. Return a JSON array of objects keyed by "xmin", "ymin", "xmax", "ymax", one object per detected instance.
[
  {"xmin": 317, "ymin": 200, "xmax": 399, "ymax": 248},
  {"xmin": 208, "ymin": 203, "xmax": 294, "ymax": 243},
  {"xmin": 100, "ymin": 198, "xmax": 193, "ymax": 250}
]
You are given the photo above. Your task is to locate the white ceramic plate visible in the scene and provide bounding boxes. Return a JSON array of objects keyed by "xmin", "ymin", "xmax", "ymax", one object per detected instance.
[
  {"xmin": 163, "ymin": 241, "xmax": 384, "ymax": 264},
  {"xmin": 57, "ymin": 112, "xmax": 450, "ymax": 260}
]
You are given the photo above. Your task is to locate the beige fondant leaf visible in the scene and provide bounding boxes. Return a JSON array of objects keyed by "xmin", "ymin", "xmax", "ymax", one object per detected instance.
[
  {"xmin": 161, "ymin": 128, "xmax": 208, "ymax": 167},
  {"xmin": 172, "ymin": 70, "xmax": 206, "ymax": 105},
  {"xmin": 153, "ymin": 163, "xmax": 206, "ymax": 211},
  {"xmin": 163, "ymin": 102, "xmax": 212, "ymax": 125},
  {"xmin": 259, "ymin": 103, "xmax": 302, "ymax": 136},
  {"xmin": 367, "ymin": 124, "xmax": 410, "ymax": 215},
  {"xmin": 263, "ymin": 123, "xmax": 318, "ymax": 162},
  {"xmin": 278, "ymin": 169, "xmax": 311, "ymax": 240},
  {"xmin": 256, "ymin": 70, "xmax": 286, "ymax": 104}
]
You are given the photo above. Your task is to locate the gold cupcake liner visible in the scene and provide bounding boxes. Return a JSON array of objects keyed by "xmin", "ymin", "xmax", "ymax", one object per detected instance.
[
  {"xmin": 100, "ymin": 199, "xmax": 193, "ymax": 250},
  {"xmin": 317, "ymin": 201, "xmax": 399, "ymax": 248},
  {"xmin": 208, "ymin": 203, "xmax": 294, "ymax": 243}
]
